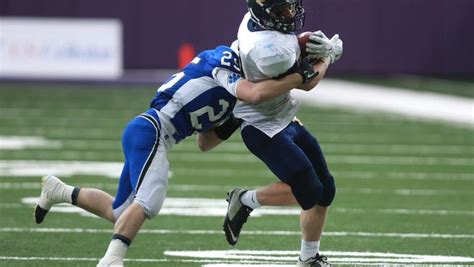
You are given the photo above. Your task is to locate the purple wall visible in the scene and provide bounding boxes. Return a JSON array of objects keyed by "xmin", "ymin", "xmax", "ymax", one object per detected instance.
[{"xmin": 1, "ymin": 0, "xmax": 473, "ymax": 76}]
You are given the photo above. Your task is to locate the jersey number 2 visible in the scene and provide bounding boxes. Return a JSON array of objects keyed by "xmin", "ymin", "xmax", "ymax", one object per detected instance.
[{"xmin": 190, "ymin": 99, "xmax": 230, "ymax": 130}]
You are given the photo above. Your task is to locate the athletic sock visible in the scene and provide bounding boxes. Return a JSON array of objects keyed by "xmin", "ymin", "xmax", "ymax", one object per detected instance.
[
  {"xmin": 239, "ymin": 190, "xmax": 261, "ymax": 209},
  {"xmin": 103, "ymin": 238, "xmax": 129, "ymax": 260},
  {"xmin": 58, "ymin": 183, "xmax": 74, "ymax": 204},
  {"xmin": 299, "ymin": 239, "xmax": 320, "ymax": 261}
]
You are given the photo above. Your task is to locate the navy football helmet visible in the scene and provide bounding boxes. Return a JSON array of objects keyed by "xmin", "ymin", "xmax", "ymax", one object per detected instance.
[{"xmin": 246, "ymin": 0, "xmax": 305, "ymax": 33}]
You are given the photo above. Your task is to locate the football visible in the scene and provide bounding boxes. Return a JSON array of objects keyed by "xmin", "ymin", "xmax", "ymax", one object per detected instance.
[{"xmin": 297, "ymin": 31, "xmax": 313, "ymax": 58}]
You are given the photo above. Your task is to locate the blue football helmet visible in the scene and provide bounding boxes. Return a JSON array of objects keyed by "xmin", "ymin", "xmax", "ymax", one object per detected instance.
[{"xmin": 246, "ymin": 0, "xmax": 305, "ymax": 33}]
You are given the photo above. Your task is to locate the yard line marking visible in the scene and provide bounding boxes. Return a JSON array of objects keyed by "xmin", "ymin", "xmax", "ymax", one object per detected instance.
[
  {"xmin": 293, "ymin": 79, "xmax": 474, "ymax": 126},
  {"xmin": 1, "ymin": 123, "xmax": 469, "ymax": 144},
  {"xmin": 0, "ymin": 135, "xmax": 474, "ymax": 155},
  {"xmin": 15, "ymin": 197, "xmax": 474, "ymax": 218},
  {"xmin": 0, "ymin": 160, "xmax": 472, "ymax": 180},
  {"xmin": 1, "ymin": 169, "xmax": 473, "ymax": 182},
  {"xmin": 1, "ymin": 228, "xmax": 473, "ymax": 239},
  {"xmin": 4, "ymin": 252, "xmax": 473, "ymax": 266},
  {"xmin": 173, "ymin": 142, "xmax": 474, "ymax": 155},
  {"xmin": 0, "ymin": 256, "xmax": 258, "ymax": 264},
  {"xmin": 0, "ymin": 160, "xmax": 123, "ymax": 178},
  {"xmin": 168, "ymin": 153, "xmax": 474, "ymax": 166},
  {"xmin": 168, "ymin": 250, "xmax": 474, "ymax": 264},
  {"xmin": 0, "ymin": 256, "xmax": 99, "ymax": 262},
  {"xmin": 9, "ymin": 183, "xmax": 472, "ymax": 197},
  {"xmin": 173, "ymin": 168, "xmax": 474, "ymax": 181},
  {"xmin": 0, "ymin": 182, "xmax": 118, "ymax": 190},
  {"xmin": 6, "ymin": 196, "xmax": 474, "ymax": 217},
  {"xmin": 0, "ymin": 136, "xmax": 62, "ymax": 150}
]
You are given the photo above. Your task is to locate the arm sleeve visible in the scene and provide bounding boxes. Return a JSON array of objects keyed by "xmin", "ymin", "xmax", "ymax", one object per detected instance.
[{"xmin": 212, "ymin": 67, "xmax": 242, "ymax": 97}]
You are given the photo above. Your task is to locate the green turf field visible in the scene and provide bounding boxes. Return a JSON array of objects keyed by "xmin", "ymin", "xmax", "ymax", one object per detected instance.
[{"xmin": 0, "ymin": 82, "xmax": 473, "ymax": 266}]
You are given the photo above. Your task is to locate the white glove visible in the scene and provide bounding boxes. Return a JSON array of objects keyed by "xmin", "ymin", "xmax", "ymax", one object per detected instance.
[
  {"xmin": 306, "ymin": 31, "xmax": 344, "ymax": 64},
  {"xmin": 305, "ymin": 30, "xmax": 332, "ymax": 59},
  {"xmin": 328, "ymin": 34, "xmax": 343, "ymax": 64}
]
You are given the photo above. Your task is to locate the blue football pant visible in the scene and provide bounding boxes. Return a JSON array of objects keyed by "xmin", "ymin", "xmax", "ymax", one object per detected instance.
[
  {"xmin": 241, "ymin": 121, "xmax": 336, "ymax": 210},
  {"xmin": 112, "ymin": 110, "xmax": 169, "ymax": 220}
]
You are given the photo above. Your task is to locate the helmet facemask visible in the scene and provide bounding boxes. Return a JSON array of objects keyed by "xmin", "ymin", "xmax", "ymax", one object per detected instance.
[{"xmin": 249, "ymin": 0, "xmax": 305, "ymax": 33}]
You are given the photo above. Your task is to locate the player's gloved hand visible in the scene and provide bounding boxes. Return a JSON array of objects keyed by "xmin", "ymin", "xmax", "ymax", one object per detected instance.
[
  {"xmin": 296, "ymin": 57, "xmax": 319, "ymax": 84},
  {"xmin": 328, "ymin": 34, "xmax": 343, "ymax": 64},
  {"xmin": 306, "ymin": 30, "xmax": 333, "ymax": 60}
]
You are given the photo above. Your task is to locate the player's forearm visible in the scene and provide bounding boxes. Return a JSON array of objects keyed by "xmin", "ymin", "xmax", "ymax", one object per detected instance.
[
  {"xmin": 297, "ymin": 58, "xmax": 329, "ymax": 91},
  {"xmin": 256, "ymin": 73, "xmax": 303, "ymax": 99},
  {"xmin": 196, "ymin": 131, "xmax": 223, "ymax": 152},
  {"xmin": 238, "ymin": 73, "xmax": 302, "ymax": 103}
]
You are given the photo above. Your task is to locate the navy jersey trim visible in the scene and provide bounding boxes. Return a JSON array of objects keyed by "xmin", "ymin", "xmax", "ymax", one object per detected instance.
[{"xmin": 247, "ymin": 19, "xmax": 267, "ymax": 32}]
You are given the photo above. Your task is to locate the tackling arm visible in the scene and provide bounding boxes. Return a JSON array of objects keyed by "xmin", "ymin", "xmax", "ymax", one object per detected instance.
[
  {"xmin": 196, "ymin": 114, "xmax": 242, "ymax": 151},
  {"xmin": 235, "ymin": 72, "xmax": 303, "ymax": 104},
  {"xmin": 199, "ymin": 62, "xmax": 316, "ymax": 151},
  {"xmin": 297, "ymin": 58, "xmax": 330, "ymax": 91},
  {"xmin": 197, "ymin": 131, "xmax": 223, "ymax": 152},
  {"xmin": 235, "ymin": 56, "xmax": 319, "ymax": 103}
]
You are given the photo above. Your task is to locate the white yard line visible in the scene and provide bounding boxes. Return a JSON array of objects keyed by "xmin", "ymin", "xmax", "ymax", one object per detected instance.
[
  {"xmin": 4, "ymin": 197, "xmax": 474, "ymax": 216},
  {"xmin": 1, "ymin": 135, "xmax": 471, "ymax": 154},
  {"xmin": 171, "ymin": 169, "xmax": 474, "ymax": 181},
  {"xmin": 1, "ymin": 227, "xmax": 473, "ymax": 239},
  {"xmin": 0, "ymin": 256, "xmax": 100, "ymax": 262},
  {"xmin": 0, "ymin": 80, "xmax": 471, "ymax": 126},
  {"xmin": 1, "ymin": 167, "xmax": 472, "ymax": 181},
  {"xmin": 4, "ymin": 184, "xmax": 469, "ymax": 197},
  {"xmin": 292, "ymin": 79, "xmax": 474, "ymax": 127},
  {"xmin": 0, "ymin": 155, "xmax": 474, "ymax": 168},
  {"xmin": 168, "ymin": 250, "xmax": 474, "ymax": 264},
  {"xmin": 0, "ymin": 136, "xmax": 62, "ymax": 150},
  {"xmin": 0, "ymin": 160, "xmax": 123, "ymax": 178},
  {"xmin": 168, "ymin": 153, "xmax": 474, "ymax": 166},
  {"xmin": 1, "ymin": 155, "xmax": 471, "ymax": 176},
  {"xmin": 4, "ymin": 250, "xmax": 472, "ymax": 265},
  {"xmin": 0, "ymin": 256, "xmax": 244, "ymax": 264}
]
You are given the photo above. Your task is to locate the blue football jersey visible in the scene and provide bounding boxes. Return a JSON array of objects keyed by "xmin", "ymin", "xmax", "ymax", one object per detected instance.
[{"xmin": 150, "ymin": 46, "xmax": 242, "ymax": 142}]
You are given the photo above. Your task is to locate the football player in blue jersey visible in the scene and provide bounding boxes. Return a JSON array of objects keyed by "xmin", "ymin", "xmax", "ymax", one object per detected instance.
[
  {"xmin": 33, "ymin": 45, "xmax": 327, "ymax": 266},
  {"xmin": 222, "ymin": 1, "xmax": 343, "ymax": 266}
]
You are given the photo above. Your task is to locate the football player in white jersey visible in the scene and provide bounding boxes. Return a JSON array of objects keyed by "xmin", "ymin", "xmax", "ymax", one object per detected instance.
[
  {"xmin": 223, "ymin": 1, "xmax": 343, "ymax": 266},
  {"xmin": 33, "ymin": 45, "xmax": 321, "ymax": 266}
]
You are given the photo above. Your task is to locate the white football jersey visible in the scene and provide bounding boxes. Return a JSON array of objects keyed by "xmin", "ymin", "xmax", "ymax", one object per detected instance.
[{"xmin": 233, "ymin": 12, "xmax": 301, "ymax": 137}]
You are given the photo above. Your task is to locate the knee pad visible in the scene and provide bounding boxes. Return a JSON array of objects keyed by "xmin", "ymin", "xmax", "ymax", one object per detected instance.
[
  {"xmin": 134, "ymin": 182, "xmax": 168, "ymax": 219},
  {"xmin": 318, "ymin": 174, "xmax": 336, "ymax": 207},
  {"xmin": 134, "ymin": 197, "xmax": 164, "ymax": 219},
  {"xmin": 288, "ymin": 167, "xmax": 323, "ymax": 210}
]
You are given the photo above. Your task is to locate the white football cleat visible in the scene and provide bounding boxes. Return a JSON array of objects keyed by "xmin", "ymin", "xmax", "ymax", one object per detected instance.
[
  {"xmin": 97, "ymin": 256, "xmax": 124, "ymax": 267},
  {"xmin": 34, "ymin": 175, "xmax": 72, "ymax": 224}
]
